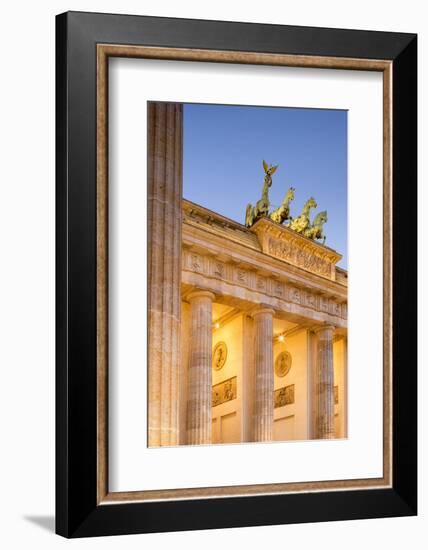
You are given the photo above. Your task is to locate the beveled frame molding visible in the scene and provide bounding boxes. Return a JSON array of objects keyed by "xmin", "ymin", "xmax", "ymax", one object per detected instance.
[{"xmin": 96, "ymin": 43, "xmax": 392, "ymax": 505}]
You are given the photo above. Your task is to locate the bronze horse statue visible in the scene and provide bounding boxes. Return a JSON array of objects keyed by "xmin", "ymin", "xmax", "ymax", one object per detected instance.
[
  {"xmin": 288, "ymin": 197, "xmax": 318, "ymax": 234},
  {"xmin": 304, "ymin": 210, "xmax": 328, "ymax": 244},
  {"xmin": 270, "ymin": 187, "xmax": 295, "ymax": 225}
]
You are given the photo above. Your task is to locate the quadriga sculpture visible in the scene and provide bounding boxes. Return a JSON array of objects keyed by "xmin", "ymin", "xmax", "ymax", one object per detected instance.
[{"xmin": 244, "ymin": 162, "xmax": 328, "ymax": 246}]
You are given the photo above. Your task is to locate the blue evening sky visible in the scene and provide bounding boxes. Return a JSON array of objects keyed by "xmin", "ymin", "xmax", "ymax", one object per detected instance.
[{"xmin": 183, "ymin": 103, "xmax": 348, "ymax": 268}]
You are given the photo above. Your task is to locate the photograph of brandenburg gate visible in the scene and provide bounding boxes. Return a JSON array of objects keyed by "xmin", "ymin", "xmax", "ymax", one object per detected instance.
[{"xmin": 148, "ymin": 102, "xmax": 347, "ymax": 447}]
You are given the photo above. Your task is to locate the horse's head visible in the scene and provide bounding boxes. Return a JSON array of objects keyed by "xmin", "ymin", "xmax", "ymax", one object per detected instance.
[
  {"xmin": 305, "ymin": 197, "xmax": 318, "ymax": 210},
  {"xmin": 285, "ymin": 187, "xmax": 295, "ymax": 203},
  {"xmin": 314, "ymin": 210, "xmax": 328, "ymax": 226}
]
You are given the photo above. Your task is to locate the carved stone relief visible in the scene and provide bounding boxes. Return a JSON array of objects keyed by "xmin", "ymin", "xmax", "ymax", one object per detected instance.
[
  {"xmin": 191, "ymin": 253, "xmax": 202, "ymax": 272},
  {"xmin": 256, "ymin": 276, "xmax": 266, "ymax": 291},
  {"xmin": 212, "ymin": 341, "xmax": 227, "ymax": 371},
  {"xmin": 275, "ymin": 351, "xmax": 292, "ymax": 377},
  {"xmin": 250, "ymin": 218, "xmax": 342, "ymax": 280},
  {"xmin": 212, "ymin": 376, "xmax": 237, "ymax": 407},
  {"xmin": 236, "ymin": 269, "xmax": 247, "ymax": 284},
  {"xmin": 274, "ymin": 384, "xmax": 295, "ymax": 408},
  {"xmin": 213, "ymin": 261, "xmax": 224, "ymax": 278}
]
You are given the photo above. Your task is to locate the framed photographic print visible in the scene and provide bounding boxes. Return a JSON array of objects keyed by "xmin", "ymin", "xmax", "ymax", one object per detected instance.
[{"xmin": 56, "ymin": 11, "xmax": 417, "ymax": 538}]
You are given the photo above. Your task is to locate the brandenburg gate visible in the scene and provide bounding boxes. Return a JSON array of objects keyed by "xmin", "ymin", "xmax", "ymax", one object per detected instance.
[{"xmin": 147, "ymin": 102, "xmax": 347, "ymax": 447}]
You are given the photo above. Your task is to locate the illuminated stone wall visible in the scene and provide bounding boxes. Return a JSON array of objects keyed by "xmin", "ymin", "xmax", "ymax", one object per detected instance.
[
  {"xmin": 333, "ymin": 337, "xmax": 347, "ymax": 438},
  {"xmin": 273, "ymin": 331, "xmax": 309, "ymax": 441},
  {"xmin": 211, "ymin": 315, "xmax": 243, "ymax": 444}
]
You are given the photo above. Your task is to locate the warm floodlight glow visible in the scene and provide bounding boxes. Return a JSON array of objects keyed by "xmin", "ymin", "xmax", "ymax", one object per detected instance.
[{"xmin": 278, "ymin": 334, "xmax": 285, "ymax": 342}]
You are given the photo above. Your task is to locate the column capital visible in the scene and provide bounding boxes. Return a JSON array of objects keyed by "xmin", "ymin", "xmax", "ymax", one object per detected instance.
[
  {"xmin": 313, "ymin": 323, "xmax": 335, "ymax": 336},
  {"xmin": 251, "ymin": 306, "xmax": 275, "ymax": 319},
  {"xmin": 187, "ymin": 289, "xmax": 216, "ymax": 303}
]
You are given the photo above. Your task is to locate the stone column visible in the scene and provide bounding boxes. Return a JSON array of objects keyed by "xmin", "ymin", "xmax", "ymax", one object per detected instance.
[
  {"xmin": 147, "ymin": 103, "xmax": 183, "ymax": 447},
  {"xmin": 252, "ymin": 307, "xmax": 275, "ymax": 442},
  {"xmin": 187, "ymin": 290, "xmax": 215, "ymax": 445},
  {"xmin": 314, "ymin": 325, "xmax": 335, "ymax": 439}
]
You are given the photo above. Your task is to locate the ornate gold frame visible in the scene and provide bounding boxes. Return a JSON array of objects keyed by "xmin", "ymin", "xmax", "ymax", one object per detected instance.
[{"xmin": 96, "ymin": 44, "xmax": 392, "ymax": 504}]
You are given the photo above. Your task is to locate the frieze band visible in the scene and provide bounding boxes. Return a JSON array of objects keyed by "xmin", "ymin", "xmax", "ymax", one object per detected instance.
[{"xmin": 183, "ymin": 248, "xmax": 347, "ymax": 320}]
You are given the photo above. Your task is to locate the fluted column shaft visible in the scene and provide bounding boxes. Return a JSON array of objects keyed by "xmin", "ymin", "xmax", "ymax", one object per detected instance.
[
  {"xmin": 187, "ymin": 290, "xmax": 215, "ymax": 445},
  {"xmin": 147, "ymin": 102, "xmax": 183, "ymax": 447},
  {"xmin": 253, "ymin": 308, "xmax": 275, "ymax": 442},
  {"xmin": 315, "ymin": 325, "xmax": 335, "ymax": 439}
]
